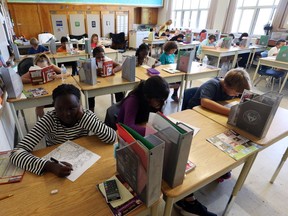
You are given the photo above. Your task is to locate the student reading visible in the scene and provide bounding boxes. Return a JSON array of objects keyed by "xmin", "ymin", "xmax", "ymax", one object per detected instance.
[{"xmin": 10, "ymin": 84, "xmax": 117, "ymax": 177}]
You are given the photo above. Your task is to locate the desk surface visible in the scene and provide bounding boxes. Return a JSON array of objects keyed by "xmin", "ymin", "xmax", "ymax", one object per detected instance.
[
  {"xmin": 0, "ymin": 136, "xmax": 148, "ymax": 215},
  {"xmin": 193, "ymin": 105, "xmax": 288, "ymax": 146},
  {"xmin": 162, "ymin": 110, "xmax": 241, "ymax": 198},
  {"xmin": 203, "ymin": 46, "xmax": 251, "ymax": 54}
]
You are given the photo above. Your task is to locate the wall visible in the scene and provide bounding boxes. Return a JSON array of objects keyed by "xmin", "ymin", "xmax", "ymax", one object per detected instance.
[{"xmin": 8, "ymin": 3, "xmax": 159, "ymax": 39}]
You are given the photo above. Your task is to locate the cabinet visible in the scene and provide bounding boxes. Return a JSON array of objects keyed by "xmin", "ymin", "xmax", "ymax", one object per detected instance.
[
  {"xmin": 141, "ymin": 8, "xmax": 158, "ymax": 25},
  {"xmin": 129, "ymin": 30, "xmax": 150, "ymax": 49}
]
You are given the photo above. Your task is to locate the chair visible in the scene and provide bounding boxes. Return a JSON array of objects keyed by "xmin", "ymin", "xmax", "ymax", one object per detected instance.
[
  {"xmin": 104, "ymin": 102, "xmax": 121, "ymax": 130},
  {"xmin": 270, "ymin": 147, "xmax": 288, "ymax": 184},
  {"xmin": 253, "ymin": 51, "xmax": 286, "ymax": 91},
  {"xmin": 110, "ymin": 32, "xmax": 127, "ymax": 52},
  {"xmin": 69, "ymin": 33, "xmax": 88, "ymax": 41},
  {"xmin": 182, "ymin": 87, "xmax": 199, "ymax": 110}
]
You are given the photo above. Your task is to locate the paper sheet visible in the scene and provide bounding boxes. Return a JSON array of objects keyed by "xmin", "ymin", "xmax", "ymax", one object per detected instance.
[{"xmin": 42, "ymin": 140, "xmax": 100, "ymax": 182}]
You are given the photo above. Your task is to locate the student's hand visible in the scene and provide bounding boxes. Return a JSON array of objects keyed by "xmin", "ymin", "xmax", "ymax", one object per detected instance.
[
  {"xmin": 44, "ymin": 161, "xmax": 73, "ymax": 177},
  {"xmin": 151, "ymin": 64, "xmax": 156, "ymax": 68}
]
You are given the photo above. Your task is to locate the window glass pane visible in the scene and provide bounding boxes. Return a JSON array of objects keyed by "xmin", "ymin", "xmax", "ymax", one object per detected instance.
[
  {"xmin": 274, "ymin": 0, "xmax": 280, "ymax": 5},
  {"xmin": 258, "ymin": 0, "xmax": 274, "ymax": 6},
  {"xmin": 175, "ymin": 11, "xmax": 182, "ymax": 27},
  {"xmin": 237, "ymin": 0, "xmax": 243, "ymax": 7},
  {"xmin": 183, "ymin": 0, "xmax": 191, "ymax": 9},
  {"xmin": 199, "ymin": 0, "xmax": 210, "ymax": 9},
  {"xmin": 191, "ymin": 0, "xmax": 200, "ymax": 9},
  {"xmin": 238, "ymin": 9, "xmax": 254, "ymax": 33},
  {"xmin": 198, "ymin": 10, "xmax": 208, "ymax": 29},
  {"xmin": 243, "ymin": 0, "xmax": 257, "ymax": 6},
  {"xmin": 190, "ymin": 11, "xmax": 198, "ymax": 29},
  {"xmin": 183, "ymin": 11, "xmax": 191, "ymax": 28},
  {"xmin": 253, "ymin": 8, "xmax": 272, "ymax": 35},
  {"xmin": 231, "ymin": 9, "xmax": 241, "ymax": 33},
  {"xmin": 171, "ymin": 11, "xmax": 176, "ymax": 29},
  {"xmin": 175, "ymin": 0, "xmax": 183, "ymax": 9}
]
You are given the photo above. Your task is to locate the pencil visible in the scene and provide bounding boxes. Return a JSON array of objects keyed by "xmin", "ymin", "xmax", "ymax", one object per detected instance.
[{"xmin": 0, "ymin": 194, "xmax": 14, "ymax": 201}]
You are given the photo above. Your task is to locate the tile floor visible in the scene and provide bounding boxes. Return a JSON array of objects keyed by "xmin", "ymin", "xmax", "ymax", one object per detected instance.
[{"xmin": 14, "ymin": 50, "xmax": 288, "ymax": 216}]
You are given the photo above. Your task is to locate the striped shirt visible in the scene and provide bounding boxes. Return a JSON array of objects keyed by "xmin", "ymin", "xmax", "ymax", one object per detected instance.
[{"xmin": 10, "ymin": 109, "xmax": 117, "ymax": 175}]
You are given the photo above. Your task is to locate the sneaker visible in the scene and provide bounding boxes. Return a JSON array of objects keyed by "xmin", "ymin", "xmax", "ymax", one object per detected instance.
[
  {"xmin": 174, "ymin": 199, "xmax": 217, "ymax": 216},
  {"xmin": 217, "ymin": 171, "xmax": 232, "ymax": 183},
  {"xmin": 171, "ymin": 94, "xmax": 179, "ymax": 103}
]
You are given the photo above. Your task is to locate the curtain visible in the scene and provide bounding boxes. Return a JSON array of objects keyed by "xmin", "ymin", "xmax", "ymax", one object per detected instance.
[
  {"xmin": 272, "ymin": 0, "xmax": 288, "ymax": 31},
  {"xmin": 206, "ymin": 0, "xmax": 219, "ymax": 29},
  {"xmin": 222, "ymin": 0, "xmax": 237, "ymax": 33}
]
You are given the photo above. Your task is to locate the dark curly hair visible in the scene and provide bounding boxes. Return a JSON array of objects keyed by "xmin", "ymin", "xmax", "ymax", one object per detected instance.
[
  {"xmin": 92, "ymin": 46, "xmax": 105, "ymax": 57},
  {"xmin": 52, "ymin": 84, "xmax": 81, "ymax": 103}
]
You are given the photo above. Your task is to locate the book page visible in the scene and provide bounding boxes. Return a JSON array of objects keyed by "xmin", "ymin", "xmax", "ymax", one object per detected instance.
[{"xmin": 42, "ymin": 140, "xmax": 100, "ymax": 182}]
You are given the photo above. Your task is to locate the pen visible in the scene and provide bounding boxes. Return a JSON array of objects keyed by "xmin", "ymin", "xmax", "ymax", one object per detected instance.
[
  {"xmin": 0, "ymin": 194, "xmax": 13, "ymax": 201},
  {"xmin": 50, "ymin": 157, "xmax": 67, "ymax": 167}
]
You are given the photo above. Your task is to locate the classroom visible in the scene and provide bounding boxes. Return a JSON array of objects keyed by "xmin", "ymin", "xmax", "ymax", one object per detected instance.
[{"xmin": 0, "ymin": 0, "xmax": 288, "ymax": 215}]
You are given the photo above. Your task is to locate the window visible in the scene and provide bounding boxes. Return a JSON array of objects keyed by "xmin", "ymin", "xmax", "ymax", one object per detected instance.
[
  {"xmin": 231, "ymin": 0, "xmax": 279, "ymax": 35},
  {"xmin": 171, "ymin": 0, "xmax": 211, "ymax": 30},
  {"xmin": 116, "ymin": 13, "xmax": 128, "ymax": 36}
]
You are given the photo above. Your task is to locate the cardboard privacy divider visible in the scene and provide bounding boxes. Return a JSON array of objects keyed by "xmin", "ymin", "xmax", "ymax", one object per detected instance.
[
  {"xmin": 78, "ymin": 58, "xmax": 97, "ymax": 85},
  {"xmin": 50, "ymin": 38, "xmax": 57, "ymax": 54},
  {"xmin": 11, "ymin": 43, "xmax": 20, "ymax": 61},
  {"xmin": 0, "ymin": 67, "xmax": 23, "ymax": 99},
  {"xmin": 276, "ymin": 46, "xmax": 288, "ymax": 62},
  {"xmin": 259, "ymin": 35, "xmax": 269, "ymax": 46},
  {"xmin": 221, "ymin": 37, "xmax": 232, "ymax": 49},
  {"xmin": 176, "ymin": 49, "xmax": 195, "ymax": 72},
  {"xmin": 239, "ymin": 37, "xmax": 251, "ymax": 48},
  {"xmin": 116, "ymin": 123, "xmax": 165, "ymax": 207},
  {"xmin": 85, "ymin": 39, "xmax": 91, "ymax": 54},
  {"xmin": 121, "ymin": 55, "xmax": 136, "ymax": 81},
  {"xmin": 228, "ymin": 91, "xmax": 283, "ymax": 138}
]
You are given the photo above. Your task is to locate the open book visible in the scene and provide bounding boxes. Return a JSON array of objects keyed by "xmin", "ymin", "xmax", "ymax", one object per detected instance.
[{"xmin": 29, "ymin": 65, "xmax": 54, "ymax": 85}]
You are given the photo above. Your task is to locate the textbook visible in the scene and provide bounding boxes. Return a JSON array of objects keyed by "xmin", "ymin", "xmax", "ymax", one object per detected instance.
[
  {"xmin": 0, "ymin": 151, "xmax": 25, "ymax": 185},
  {"xmin": 97, "ymin": 175, "xmax": 143, "ymax": 216},
  {"xmin": 206, "ymin": 130, "xmax": 261, "ymax": 160},
  {"xmin": 22, "ymin": 87, "xmax": 48, "ymax": 98},
  {"xmin": 29, "ymin": 65, "xmax": 54, "ymax": 85}
]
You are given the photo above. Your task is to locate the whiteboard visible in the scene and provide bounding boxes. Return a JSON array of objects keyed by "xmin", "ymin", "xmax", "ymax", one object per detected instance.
[
  {"xmin": 51, "ymin": 14, "xmax": 69, "ymax": 40},
  {"xmin": 69, "ymin": 14, "xmax": 85, "ymax": 36},
  {"xmin": 86, "ymin": 14, "xmax": 101, "ymax": 38},
  {"xmin": 101, "ymin": 12, "xmax": 115, "ymax": 38}
]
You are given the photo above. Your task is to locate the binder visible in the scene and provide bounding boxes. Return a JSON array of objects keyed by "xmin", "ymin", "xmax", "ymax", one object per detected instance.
[
  {"xmin": 77, "ymin": 58, "xmax": 97, "ymax": 85},
  {"xmin": 276, "ymin": 46, "xmax": 288, "ymax": 62},
  {"xmin": 176, "ymin": 50, "xmax": 195, "ymax": 72},
  {"xmin": 146, "ymin": 112, "xmax": 194, "ymax": 188},
  {"xmin": 121, "ymin": 55, "xmax": 136, "ymax": 81},
  {"xmin": 116, "ymin": 123, "xmax": 165, "ymax": 207},
  {"xmin": 228, "ymin": 91, "xmax": 283, "ymax": 138},
  {"xmin": 259, "ymin": 35, "xmax": 269, "ymax": 46}
]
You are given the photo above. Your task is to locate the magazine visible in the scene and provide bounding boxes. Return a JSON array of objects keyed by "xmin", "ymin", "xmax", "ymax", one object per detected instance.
[
  {"xmin": 23, "ymin": 87, "xmax": 48, "ymax": 98},
  {"xmin": 97, "ymin": 175, "xmax": 143, "ymax": 216},
  {"xmin": 207, "ymin": 130, "xmax": 261, "ymax": 160}
]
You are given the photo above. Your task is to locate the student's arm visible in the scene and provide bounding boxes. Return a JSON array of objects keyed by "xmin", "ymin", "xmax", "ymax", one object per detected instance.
[
  {"xmin": 78, "ymin": 111, "xmax": 117, "ymax": 144},
  {"xmin": 112, "ymin": 61, "xmax": 122, "ymax": 73},
  {"xmin": 21, "ymin": 72, "xmax": 31, "ymax": 84},
  {"xmin": 200, "ymin": 98, "xmax": 230, "ymax": 116},
  {"xmin": 52, "ymin": 64, "xmax": 61, "ymax": 74}
]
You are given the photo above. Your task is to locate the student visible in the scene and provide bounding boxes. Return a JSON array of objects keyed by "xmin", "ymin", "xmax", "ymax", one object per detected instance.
[
  {"xmin": 216, "ymin": 33, "xmax": 235, "ymax": 48},
  {"xmin": 268, "ymin": 39, "xmax": 286, "ymax": 56},
  {"xmin": 160, "ymin": 29, "xmax": 171, "ymax": 39},
  {"xmin": 21, "ymin": 53, "xmax": 64, "ymax": 118},
  {"xmin": 90, "ymin": 33, "xmax": 103, "ymax": 49},
  {"xmin": 169, "ymin": 33, "xmax": 184, "ymax": 42},
  {"xmin": 28, "ymin": 37, "xmax": 49, "ymax": 54},
  {"xmin": 10, "ymin": 84, "xmax": 117, "ymax": 177},
  {"xmin": 88, "ymin": 46, "xmax": 124, "ymax": 112},
  {"xmin": 234, "ymin": 33, "xmax": 250, "ymax": 68},
  {"xmin": 233, "ymin": 32, "xmax": 248, "ymax": 46},
  {"xmin": 117, "ymin": 76, "xmax": 170, "ymax": 136},
  {"xmin": 57, "ymin": 36, "xmax": 78, "ymax": 75},
  {"xmin": 159, "ymin": 41, "xmax": 180, "ymax": 102},
  {"xmin": 196, "ymin": 34, "xmax": 216, "ymax": 60},
  {"xmin": 182, "ymin": 68, "xmax": 251, "ymax": 116},
  {"xmin": 135, "ymin": 43, "xmax": 159, "ymax": 68}
]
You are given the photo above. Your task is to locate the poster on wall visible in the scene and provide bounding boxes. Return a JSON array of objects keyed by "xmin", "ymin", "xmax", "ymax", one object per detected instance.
[
  {"xmin": 87, "ymin": 14, "xmax": 101, "ymax": 39},
  {"xmin": 56, "ymin": 20, "xmax": 64, "ymax": 32},
  {"xmin": 69, "ymin": 14, "xmax": 85, "ymax": 36},
  {"xmin": 51, "ymin": 14, "xmax": 69, "ymax": 40}
]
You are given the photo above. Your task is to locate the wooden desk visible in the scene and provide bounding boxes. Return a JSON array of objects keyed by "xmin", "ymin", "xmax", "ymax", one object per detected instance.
[
  {"xmin": 7, "ymin": 76, "xmax": 79, "ymax": 140},
  {"xmin": 143, "ymin": 38, "xmax": 167, "ymax": 57},
  {"xmin": 49, "ymin": 51, "xmax": 88, "ymax": 65},
  {"xmin": 0, "ymin": 136, "xmax": 157, "ymax": 215},
  {"xmin": 252, "ymin": 56, "xmax": 288, "ymax": 93},
  {"xmin": 104, "ymin": 47, "xmax": 119, "ymax": 62},
  {"xmin": 162, "ymin": 110, "xmax": 260, "ymax": 216},
  {"xmin": 73, "ymin": 73, "xmax": 140, "ymax": 109},
  {"xmin": 177, "ymin": 41, "xmax": 200, "ymax": 50},
  {"xmin": 202, "ymin": 47, "xmax": 252, "ymax": 68}
]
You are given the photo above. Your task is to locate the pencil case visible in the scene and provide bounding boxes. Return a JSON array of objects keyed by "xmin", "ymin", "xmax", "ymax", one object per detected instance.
[{"xmin": 147, "ymin": 68, "xmax": 160, "ymax": 76}]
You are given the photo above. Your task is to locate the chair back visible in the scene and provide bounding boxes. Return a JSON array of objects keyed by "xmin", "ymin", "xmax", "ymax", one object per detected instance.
[
  {"xmin": 182, "ymin": 87, "xmax": 199, "ymax": 110},
  {"xmin": 17, "ymin": 57, "xmax": 34, "ymax": 76},
  {"xmin": 69, "ymin": 33, "xmax": 88, "ymax": 40},
  {"xmin": 110, "ymin": 32, "xmax": 127, "ymax": 50},
  {"xmin": 104, "ymin": 102, "xmax": 121, "ymax": 130}
]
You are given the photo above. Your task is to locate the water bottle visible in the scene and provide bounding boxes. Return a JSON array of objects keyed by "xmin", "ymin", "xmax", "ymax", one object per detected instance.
[
  {"xmin": 202, "ymin": 55, "xmax": 208, "ymax": 67},
  {"xmin": 61, "ymin": 64, "xmax": 67, "ymax": 83}
]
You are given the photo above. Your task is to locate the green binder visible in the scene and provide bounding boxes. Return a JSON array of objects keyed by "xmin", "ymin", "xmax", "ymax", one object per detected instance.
[
  {"xmin": 259, "ymin": 35, "xmax": 269, "ymax": 46},
  {"xmin": 276, "ymin": 46, "xmax": 288, "ymax": 62}
]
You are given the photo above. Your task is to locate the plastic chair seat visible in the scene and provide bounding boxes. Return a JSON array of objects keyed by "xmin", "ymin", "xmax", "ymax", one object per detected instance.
[{"xmin": 265, "ymin": 69, "xmax": 285, "ymax": 79}]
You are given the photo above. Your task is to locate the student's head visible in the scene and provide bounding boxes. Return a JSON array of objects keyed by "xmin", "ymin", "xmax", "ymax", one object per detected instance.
[
  {"xmin": 166, "ymin": 19, "xmax": 172, "ymax": 25},
  {"xmin": 52, "ymin": 84, "xmax": 82, "ymax": 126},
  {"xmin": 165, "ymin": 29, "xmax": 170, "ymax": 35},
  {"xmin": 163, "ymin": 41, "xmax": 178, "ymax": 54},
  {"xmin": 30, "ymin": 37, "xmax": 39, "ymax": 47},
  {"xmin": 223, "ymin": 68, "xmax": 251, "ymax": 96},
  {"xmin": 208, "ymin": 34, "xmax": 216, "ymax": 43},
  {"xmin": 60, "ymin": 36, "xmax": 68, "ymax": 48},
  {"xmin": 228, "ymin": 33, "xmax": 235, "ymax": 39},
  {"xmin": 239, "ymin": 33, "xmax": 249, "ymax": 40},
  {"xmin": 200, "ymin": 29, "xmax": 207, "ymax": 34},
  {"xmin": 135, "ymin": 43, "xmax": 149, "ymax": 60},
  {"xmin": 93, "ymin": 46, "xmax": 105, "ymax": 62},
  {"xmin": 91, "ymin": 34, "xmax": 99, "ymax": 44},
  {"xmin": 176, "ymin": 34, "xmax": 184, "ymax": 41},
  {"xmin": 150, "ymin": 28, "xmax": 154, "ymax": 32},
  {"xmin": 276, "ymin": 39, "xmax": 286, "ymax": 48},
  {"xmin": 34, "ymin": 53, "xmax": 51, "ymax": 68}
]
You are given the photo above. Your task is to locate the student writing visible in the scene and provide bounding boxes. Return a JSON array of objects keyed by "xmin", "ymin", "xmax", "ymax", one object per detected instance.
[{"xmin": 10, "ymin": 84, "xmax": 117, "ymax": 177}]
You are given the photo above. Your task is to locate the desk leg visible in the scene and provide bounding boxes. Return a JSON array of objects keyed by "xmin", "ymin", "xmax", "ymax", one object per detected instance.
[
  {"xmin": 164, "ymin": 197, "xmax": 175, "ymax": 216},
  {"xmin": 279, "ymin": 72, "xmax": 288, "ymax": 94},
  {"xmin": 150, "ymin": 200, "xmax": 159, "ymax": 216},
  {"xmin": 9, "ymin": 103, "xmax": 24, "ymax": 140},
  {"xmin": 249, "ymin": 50, "xmax": 256, "ymax": 69},
  {"xmin": 223, "ymin": 152, "xmax": 258, "ymax": 216},
  {"xmin": 178, "ymin": 76, "xmax": 185, "ymax": 112},
  {"xmin": 216, "ymin": 57, "xmax": 221, "ymax": 68},
  {"xmin": 84, "ymin": 91, "xmax": 89, "ymax": 110},
  {"xmin": 246, "ymin": 51, "xmax": 252, "ymax": 69},
  {"xmin": 232, "ymin": 53, "xmax": 238, "ymax": 68},
  {"xmin": 270, "ymin": 147, "xmax": 288, "ymax": 183},
  {"xmin": 252, "ymin": 62, "xmax": 261, "ymax": 83}
]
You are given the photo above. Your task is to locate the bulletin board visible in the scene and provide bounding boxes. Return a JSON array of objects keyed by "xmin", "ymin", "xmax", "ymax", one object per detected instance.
[
  {"xmin": 7, "ymin": 0, "xmax": 163, "ymax": 7},
  {"xmin": 86, "ymin": 13, "xmax": 101, "ymax": 39},
  {"xmin": 51, "ymin": 14, "xmax": 69, "ymax": 40},
  {"xmin": 69, "ymin": 14, "xmax": 85, "ymax": 36}
]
